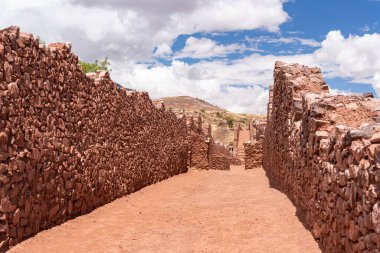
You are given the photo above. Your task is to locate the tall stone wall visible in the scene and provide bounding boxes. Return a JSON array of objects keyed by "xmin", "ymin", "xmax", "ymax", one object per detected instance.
[
  {"xmin": 232, "ymin": 123, "xmax": 241, "ymax": 157},
  {"xmin": 0, "ymin": 26, "xmax": 189, "ymax": 251},
  {"xmin": 244, "ymin": 140, "xmax": 262, "ymax": 170},
  {"xmin": 263, "ymin": 61, "xmax": 380, "ymax": 252},
  {"xmin": 244, "ymin": 120, "xmax": 265, "ymax": 170},
  {"xmin": 186, "ymin": 115, "xmax": 233, "ymax": 170}
]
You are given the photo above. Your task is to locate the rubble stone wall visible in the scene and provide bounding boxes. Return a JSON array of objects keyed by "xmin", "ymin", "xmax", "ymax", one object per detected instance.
[
  {"xmin": 187, "ymin": 133, "xmax": 210, "ymax": 170},
  {"xmin": 186, "ymin": 116, "xmax": 233, "ymax": 170},
  {"xmin": 263, "ymin": 61, "xmax": 380, "ymax": 252},
  {"xmin": 0, "ymin": 26, "xmax": 189, "ymax": 251},
  {"xmin": 244, "ymin": 140, "xmax": 262, "ymax": 170},
  {"xmin": 232, "ymin": 123, "xmax": 240, "ymax": 157},
  {"xmin": 244, "ymin": 120, "xmax": 265, "ymax": 170}
]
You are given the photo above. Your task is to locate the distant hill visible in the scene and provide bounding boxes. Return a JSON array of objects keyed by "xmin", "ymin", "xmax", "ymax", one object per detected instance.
[
  {"xmin": 155, "ymin": 96, "xmax": 265, "ymax": 146},
  {"xmin": 155, "ymin": 96, "xmax": 224, "ymax": 112}
]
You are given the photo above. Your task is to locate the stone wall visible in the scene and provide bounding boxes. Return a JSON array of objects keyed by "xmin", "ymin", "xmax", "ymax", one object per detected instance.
[
  {"xmin": 244, "ymin": 140, "xmax": 262, "ymax": 170},
  {"xmin": 0, "ymin": 26, "xmax": 189, "ymax": 251},
  {"xmin": 187, "ymin": 132, "xmax": 210, "ymax": 170},
  {"xmin": 186, "ymin": 115, "xmax": 233, "ymax": 170},
  {"xmin": 244, "ymin": 120, "xmax": 265, "ymax": 170},
  {"xmin": 232, "ymin": 123, "xmax": 240, "ymax": 157},
  {"xmin": 263, "ymin": 61, "xmax": 380, "ymax": 252}
]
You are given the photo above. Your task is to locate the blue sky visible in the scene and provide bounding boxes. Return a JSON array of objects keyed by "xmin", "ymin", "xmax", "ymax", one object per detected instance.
[
  {"xmin": 152, "ymin": 0, "xmax": 380, "ymax": 96},
  {"xmin": 1, "ymin": 0, "xmax": 380, "ymax": 113}
]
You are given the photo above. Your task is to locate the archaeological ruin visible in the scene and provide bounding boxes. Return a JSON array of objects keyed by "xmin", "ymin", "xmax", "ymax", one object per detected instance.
[
  {"xmin": 0, "ymin": 26, "xmax": 379, "ymax": 252},
  {"xmin": 263, "ymin": 61, "xmax": 380, "ymax": 252}
]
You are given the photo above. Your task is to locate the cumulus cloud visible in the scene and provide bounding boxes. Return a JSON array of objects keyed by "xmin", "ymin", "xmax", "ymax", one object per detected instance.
[
  {"xmin": 175, "ymin": 37, "xmax": 246, "ymax": 59},
  {"xmin": 114, "ymin": 53, "xmax": 315, "ymax": 114},
  {"xmin": 115, "ymin": 30, "xmax": 380, "ymax": 114},
  {"xmin": 2, "ymin": 1, "xmax": 380, "ymax": 115},
  {"xmin": 154, "ymin": 43, "xmax": 173, "ymax": 57},
  {"xmin": 0, "ymin": 0, "xmax": 289, "ymax": 63},
  {"xmin": 246, "ymin": 36, "xmax": 321, "ymax": 47},
  {"xmin": 314, "ymin": 31, "xmax": 380, "ymax": 93},
  {"xmin": 0, "ymin": 0, "xmax": 292, "ymax": 114}
]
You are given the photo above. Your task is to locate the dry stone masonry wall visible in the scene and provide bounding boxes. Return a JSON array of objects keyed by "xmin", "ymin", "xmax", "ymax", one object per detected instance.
[
  {"xmin": 0, "ymin": 26, "xmax": 189, "ymax": 251},
  {"xmin": 244, "ymin": 120, "xmax": 265, "ymax": 170},
  {"xmin": 186, "ymin": 115, "xmax": 233, "ymax": 171},
  {"xmin": 263, "ymin": 61, "xmax": 380, "ymax": 252},
  {"xmin": 244, "ymin": 140, "xmax": 262, "ymax": 170}
]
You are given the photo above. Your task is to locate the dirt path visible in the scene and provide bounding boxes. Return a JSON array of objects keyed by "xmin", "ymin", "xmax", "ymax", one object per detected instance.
[{"xmin": 9, "ymin": 166, "xmax": 320, "ymax": 253}]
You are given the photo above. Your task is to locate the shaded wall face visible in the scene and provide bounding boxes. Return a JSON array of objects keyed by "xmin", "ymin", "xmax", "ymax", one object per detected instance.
[
  {"xmin": 0, "ymin": 26, "xmax": 188, "ymax": 251},
  {"xmin": 263, "ymin": 61, "xmax": 380, "ymax": 252}
]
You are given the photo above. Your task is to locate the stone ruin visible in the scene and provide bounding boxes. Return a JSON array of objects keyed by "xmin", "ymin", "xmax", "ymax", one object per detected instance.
[
  {"xmin": 244, "ymin": 120, "xmax": 265, "ymax": 170},
  {"xmin": 0, "ymin": 26, "xmax": 234, "ymax": 251},
  {"xmin": 263, "ymin": 61, "xmax": 380, "ymax": 252},
  {"xmin": 186, "ymin": 114, "xmax": 235, "ymax": 171},
  {"xmin": 1, "ymin": 24, "xmax": 379, "ymax": 252}
]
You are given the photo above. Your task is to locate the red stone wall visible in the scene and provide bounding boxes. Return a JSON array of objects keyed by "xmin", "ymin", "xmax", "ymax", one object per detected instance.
[
  {"xmin": 187, "ymin": 133, "xmax": 210, "ymax": 170},
  {"xmin": 187, "ymin": 116, "xmax": 233, "ymax": 170},
  {"xmin": 263, "ymin": 61, "xmax": 380, "ymax": 252},
  {"xmin": 0, "ymin": 26, "xmax": 188, "ymax": 251},
  {"xmin": 244, "ymin": 140, "xmax": 262, "ymax": 170},
  {"xmin": 244, "ymin": 120, "xmax": 265, "ymax": 170},
  {"xmin": 232, "ymin": 123, "xmax": 240, "ymax": 157}
]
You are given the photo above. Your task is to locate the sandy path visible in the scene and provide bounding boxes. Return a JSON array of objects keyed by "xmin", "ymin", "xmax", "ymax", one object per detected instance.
[{"xmin": 9, "ymin": 166, "xmax": 320, "ymax": 253}]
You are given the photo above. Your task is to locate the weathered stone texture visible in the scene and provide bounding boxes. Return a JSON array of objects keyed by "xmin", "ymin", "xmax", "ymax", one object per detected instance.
[
  {"xmin": 263, "ymin": 61, "xmax": 380, "ymax": 252},
  {"xmin": 244, "ymin": 120, "xmax": 265, "ymax": 170},
  {"xmin": 186, "ymin": 115, "xmax": 233, "ymax": 170},
  {"xmin": 0, "ymin": 26, "xmax": 188, "ymax": 251},
  {"xmin": 244, "ymin": 140, "xmax": 262, "ymax": 170}
]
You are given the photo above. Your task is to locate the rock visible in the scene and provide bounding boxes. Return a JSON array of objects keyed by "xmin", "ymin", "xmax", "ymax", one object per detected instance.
[
  {"xmin": 348, "ymin": 221, "xmax": 360, "ymax": 241},
  {"xmin": 346, "ymin": 102, "xmax": 359, "ymax": 110},
  {"xmin": 315, "ymin": 130, "xmax": 329, "ymax": 140},
  {"xmin": 370, "ymin": 132, "xmax": 380, "ymax": 143},
  {"xmin": 49, "ymin": 205, "xmax": 60, "ymax": 219},
  {"xmin": 4, "ymin": 62, "xmax": 12, "ymax": 83},
  {"xmin": 367, "ymin": 144, "xmax": 379, "ymax": 161},
  {"xmin": 0, "ymin": 197, "xmax": 16, "ymax": 213},
  {"xmin": 372, "ymin": 202, "xmax": 380, "ymax": 233},
  {"xmin": 0, "ymin": 132, "xmax": 7, "ymax": 145},
  {"xmin": 7, "ymin": 82, "xmax": 19, "ymax": 98},
  {"xmin": 12, "ymin": 208, "xmax": 21, "ymax": 225}
]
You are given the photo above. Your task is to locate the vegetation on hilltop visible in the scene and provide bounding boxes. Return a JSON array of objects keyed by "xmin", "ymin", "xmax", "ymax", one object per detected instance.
[{"xmin": 79, "ymin": 57, "xmax": 111, "ymax": 73}]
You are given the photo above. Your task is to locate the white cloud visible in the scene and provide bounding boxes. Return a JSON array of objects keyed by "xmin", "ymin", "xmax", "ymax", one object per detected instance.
[
  {"xmin": 314, "ymin": 31, "xmax": 380, "ymax": 94},
  {"xmin": 175, "ymin": 37, "xmax": 245, "ymax": 59},
  {"xmin": 360, "ymin": 25, "xmax": 370, "ymax": 33},
  {"xmin": 154, "ymin": 43, "xmax": 173, "ymax": 57},
  {"xmin": 297, "ymin": 38, "xmax": 321, "ymax": 47},
  {"xmin": 114, "ymin": 30, "xmax": 380, "ymax": 114},
  {"xmin": 0, "ymin": 0, "xmax": 290, "ymax": 63},
  {"xmin": 246, "ymin": 36, "xmax": 321, "ymax": 47},
  {"xmin": 113, "ymin": 53, "xmax": 316, "ymax": 114},
  {"xmin": 2, "ymin": 1, "xmax": 380, "ymax": 115}
]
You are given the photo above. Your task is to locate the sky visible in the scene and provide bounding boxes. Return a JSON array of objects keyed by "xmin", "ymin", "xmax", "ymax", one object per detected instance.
[{"xmin": 1, "ymin": 0, "xmax": 380, "ymax": 114}]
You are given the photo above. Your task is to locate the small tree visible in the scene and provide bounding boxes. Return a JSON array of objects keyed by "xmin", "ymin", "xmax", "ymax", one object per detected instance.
[
  {"xmin": 79, "ymin": 57, "xmax": 111, "ymax": 73},
  {"xmin": 225, "ymin": 116, "xmax": 234, "ymax": 128}
]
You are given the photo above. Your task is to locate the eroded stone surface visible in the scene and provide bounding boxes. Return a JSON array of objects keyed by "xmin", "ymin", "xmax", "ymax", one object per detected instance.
[
  {"xmin": 263, "ymin": 61, "xmax": 380, "ymax": 252},
  {"xmin": 0, "ymin": 26, "xmax": 189, "ymax": 251}
]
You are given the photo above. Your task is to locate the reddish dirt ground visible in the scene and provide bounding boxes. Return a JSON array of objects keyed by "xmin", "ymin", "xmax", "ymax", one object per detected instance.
[{"xmin": 9, "ymin": 166, "xmax": 320, "ymax": 253}]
